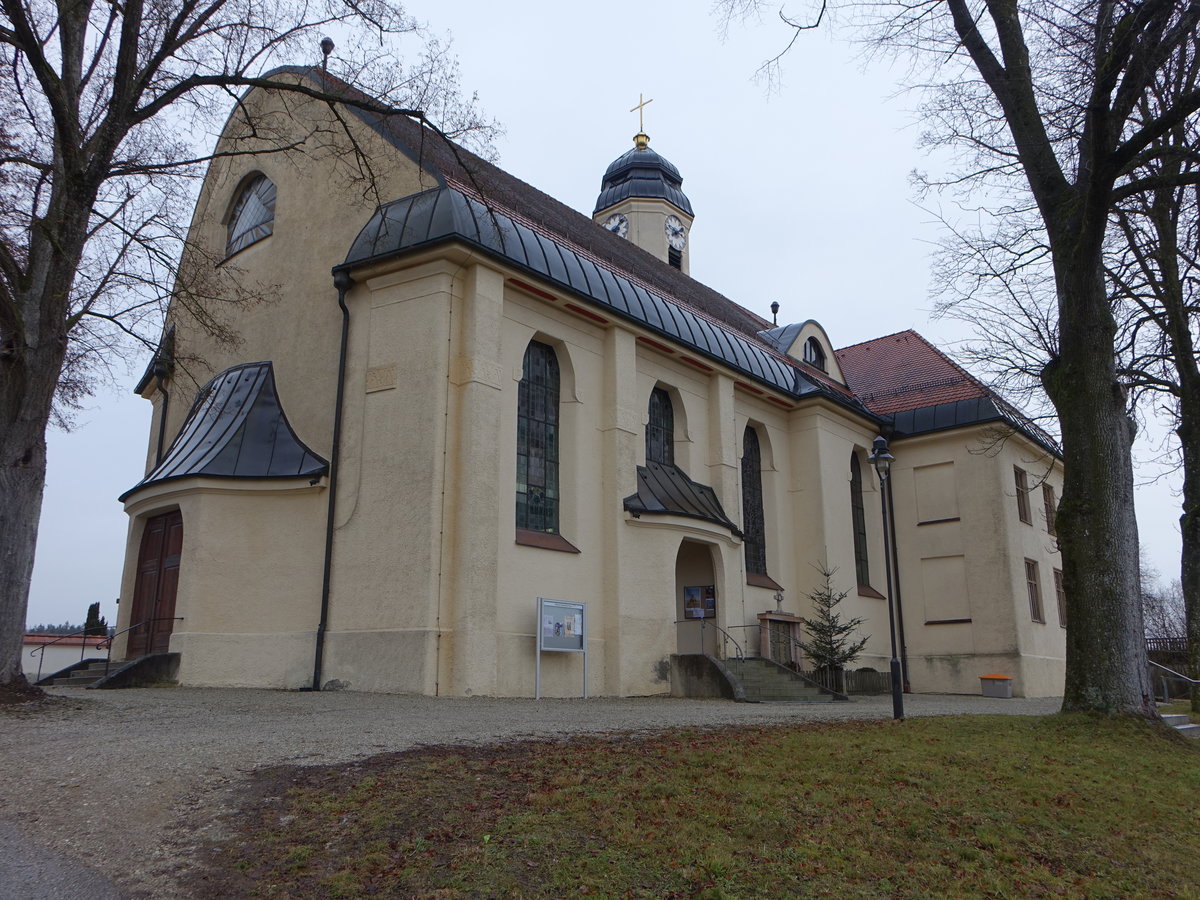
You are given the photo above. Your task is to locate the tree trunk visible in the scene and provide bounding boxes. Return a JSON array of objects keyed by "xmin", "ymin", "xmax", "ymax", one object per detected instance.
[
  {"xmin": 1044, "ymin": 254, "xmax": 1155, "ymax": 716},
  {"xmin": 1178, "ymin": 404, "xmax": 1200, "ymax": 712},
  {"xmin": 0, "ymin": 341, "xmax": 61, "ymax": 686}
]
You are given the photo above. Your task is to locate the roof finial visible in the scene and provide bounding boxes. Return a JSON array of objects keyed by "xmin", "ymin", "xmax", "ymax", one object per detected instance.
[
  {"xmin": 770, "ymin": 301, "xmax": 780, "ymax": 326},
  {"xmin": 630, "ymin": 92, "xmax": 653, "ymax": 148}
]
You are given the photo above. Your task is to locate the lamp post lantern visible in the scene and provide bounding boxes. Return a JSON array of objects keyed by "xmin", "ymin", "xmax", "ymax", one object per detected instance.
[{"xmin": 870, "ymin": 435, "xmax": 905, "ymax": 720}]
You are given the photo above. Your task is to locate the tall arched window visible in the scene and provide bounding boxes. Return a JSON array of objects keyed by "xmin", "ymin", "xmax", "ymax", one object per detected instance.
[
  {"xmin": 516, "ymin": 341, "xmax": 560, "ymax": 534},
  {"xmin": 226, "ymin": 174, "xmax": 276, "ymax": 256},
  {"xmin": 646, "ymin": 387, "xmax": 675, "ymax": 465},
  {"xmin": 850, "ymin": 452, "xmax": 870, "ymax": 586},
  {"xmin": 742, "ymin": 425, "xmax": 767, "ymax": 576}
]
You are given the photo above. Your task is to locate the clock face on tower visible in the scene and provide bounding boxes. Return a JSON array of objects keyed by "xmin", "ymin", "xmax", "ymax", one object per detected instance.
[
  {"xmin": 603, "ymin": 213, "xmax": 629, "ymax": 238},
  {"xmin": 664, "ymin": 214, "xmax": 687, "ymax": 251}
]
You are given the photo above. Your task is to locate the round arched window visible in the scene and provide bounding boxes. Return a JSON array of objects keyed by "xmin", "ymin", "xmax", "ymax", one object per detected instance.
[
  {"xmin": 803, "ymin": 336, "xmax": 827, "ymax": 372},
  {"xmin": 226, "ymin": 174, "xmax": 276, "ymax": 256}
]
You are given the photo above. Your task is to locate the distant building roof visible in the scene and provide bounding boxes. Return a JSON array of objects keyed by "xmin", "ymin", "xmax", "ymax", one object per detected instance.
[{"xmin": 120, "ymin": 361, "xmax": 328, "ymax": 500}]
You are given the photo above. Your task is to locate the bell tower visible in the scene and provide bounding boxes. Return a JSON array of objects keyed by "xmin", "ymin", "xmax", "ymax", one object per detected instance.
[{"xmin": 593, "ymin": 96, "xmax": 694, "ymax": 273}]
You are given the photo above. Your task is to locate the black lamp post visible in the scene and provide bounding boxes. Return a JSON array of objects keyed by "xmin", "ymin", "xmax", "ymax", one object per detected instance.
[{"xmin": 870, "ymin": 435, "xmax": 905, "ymax": 721}]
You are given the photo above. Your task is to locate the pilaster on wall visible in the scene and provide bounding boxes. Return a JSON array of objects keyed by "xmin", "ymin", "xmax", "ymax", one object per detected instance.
[
  {"xmin": 707, "ymin": 372, "xmax": 739, "ymax": 516},
  {"xmin": 441, "ymin": 262, "xmax": 506, "ymax": 696},
  {"xmin": 787, "ymin": 413, "xmax": 832, "ymax": 598},
  {"xmin": 601, "ymin": 327, "xmax": 640, "ymax": 694}
]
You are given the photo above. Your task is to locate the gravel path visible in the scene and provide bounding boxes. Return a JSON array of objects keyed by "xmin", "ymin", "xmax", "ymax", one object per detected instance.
[{"xmin": 1, "ymin": 687, "xmax": 1060, "ymax": 897}]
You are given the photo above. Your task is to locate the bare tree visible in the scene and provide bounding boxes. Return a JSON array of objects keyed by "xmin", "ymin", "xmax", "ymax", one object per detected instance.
[
  {"xmin": 0, "ymin": 0, "xmax": 497, "ymax": 695},
  {"xmin": 1105, "ymin": 35, "xmax": 1200, "ymax": 709},
  {"xmin": 720, "ymin": 1, "xmax": 1200, "ymax": 716}
]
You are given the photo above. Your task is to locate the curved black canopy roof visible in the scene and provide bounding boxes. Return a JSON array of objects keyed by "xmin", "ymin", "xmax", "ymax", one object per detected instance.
[
  {"xmin": 593, "ymin": 142, "xmax": 693, "ymax": 216},
  {"xmin": 342, "ymin": 186, "xmax": 865, "ymax": 410},
  {"xmin": 120, "ymin": 361, "xmax": 328, "ymax": 501},
  {"xmin": 623, "ymin": 461, "xmax": 741, "ymax": 536}
]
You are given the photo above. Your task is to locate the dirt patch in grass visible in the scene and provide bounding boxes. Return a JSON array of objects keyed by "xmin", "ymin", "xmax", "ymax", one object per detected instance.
[
  {"xmin": 0, "ymin": 675, "xmax": 50, "ymax": 707},
  {"xmin": 182, "ymin": 715, "xmax": 1200, "ymax": 899}
]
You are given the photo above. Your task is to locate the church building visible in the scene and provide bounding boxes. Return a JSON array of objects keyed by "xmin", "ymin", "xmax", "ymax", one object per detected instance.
[{"xmin": 112, "ymin": 68, "xmax": 1067, "ymax": 698}]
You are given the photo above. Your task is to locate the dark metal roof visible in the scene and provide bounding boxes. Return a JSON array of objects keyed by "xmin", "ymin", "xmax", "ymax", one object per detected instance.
[
  {"xmin": 888, "ymin": 396, "xmax": 1061, "ymax": 456},
  {"xmin": 623, "ymin": 461, "xmax": 742, "ymax": 536},
  {"xmin": 593, "ymin": 143, "xmax": 693, "ymax": 216},
  {"xmin": 343, "ymin": 186, "xmax": 857, "ymax": 406},
  {"xmin": 120, "ymin": 361, "xmax": 328, "ymax": 501}
]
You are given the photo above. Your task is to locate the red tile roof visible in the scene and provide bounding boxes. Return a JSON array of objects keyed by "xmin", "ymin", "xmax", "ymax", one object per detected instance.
[{"xmin": 835, "ymin": 330, "xmax": 989, "ymax": 415}]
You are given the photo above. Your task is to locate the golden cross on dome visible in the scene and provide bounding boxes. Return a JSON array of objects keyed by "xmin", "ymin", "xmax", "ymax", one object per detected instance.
[{"xmin": 630, "ymin": 93, "xmax": 654, "ymax": 133}]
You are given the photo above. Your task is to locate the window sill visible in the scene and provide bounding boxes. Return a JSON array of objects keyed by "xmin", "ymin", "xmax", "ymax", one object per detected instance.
[
  {"xmin": 917, "ymin": 516, "xmax": 960, "ymax": 526},
  {"xmin": 925, "ymin": 618, "xmax": 972, "ymax": 625},
  {"xmin": 515, "ymin": 529, "xmax": 580, "ymax": 553},
  {"xmin": 746, "ymin": 572, "xmax": 784, "ymax": 591},
  {"xmin": 857, "ymin": 585, "xmax": 886, "ymax": 600}
]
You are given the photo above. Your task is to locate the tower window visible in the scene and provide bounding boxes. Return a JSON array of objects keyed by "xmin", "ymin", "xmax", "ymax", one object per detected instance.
[
  {"xmin": 646, "ymin": 387, "xmax": 675, "ymax": 465},
  {"xmin": 668, "ymin": 246, "xmax": 682, "ymax": 270},
  {"xmin": 742, "ymin": 425, "xmax": 767, "ymax": 576},
  {"xmin": 517, "ymin": 341, "xmax": 560, "ymax": 534},
  {"xmin": 226, "ymin": 173, "xmax": 276, "ymax": 256},
  {"xmin": 803, "ymin": 337, "xmax": 826, "ymax": 372}
]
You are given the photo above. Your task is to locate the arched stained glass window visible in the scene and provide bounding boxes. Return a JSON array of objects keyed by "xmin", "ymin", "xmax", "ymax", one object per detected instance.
[
  {"xmin": 803, "ymin": 337, "xmax": 826, "ymax": 372},
  {"xmin": 226, "ymin": 174, "xmax": 276, "ymax": 256},
  {"xmin": 742, "ymin": 425, "xmax": 767, "ymax": 576},
  {"xmin": 646, "ymin": 387, "xmax": 675, "ymax": 465},
  {"xmin": 850, "ymin": 453, "xmax": 870, "ymax": 586},
  {"xmin": 516, "ymin": 341, "xmax": 560, "ymax": 534}
]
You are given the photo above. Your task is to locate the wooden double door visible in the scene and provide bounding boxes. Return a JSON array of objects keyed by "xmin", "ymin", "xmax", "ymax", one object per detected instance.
[{"xmin": 127, "ymin": 510, "xmax": 183, "ymax": 657}]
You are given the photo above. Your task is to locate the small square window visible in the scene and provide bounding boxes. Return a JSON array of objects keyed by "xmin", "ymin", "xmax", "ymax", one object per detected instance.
[
  {"xmin": 1014, "ymin": 467, "xmax": 1032, "ymax": 524},
  {"xmin": 1025, "ymin": 559, "xmax": 1044, "ymax": 623},
  {"xmin": 1054, "ymin": 569, "xmax": 1066, "ymax": 628},
  {"xmin": 1043, "ymin": 484, "xmax": 1057, "ymax": 536}
]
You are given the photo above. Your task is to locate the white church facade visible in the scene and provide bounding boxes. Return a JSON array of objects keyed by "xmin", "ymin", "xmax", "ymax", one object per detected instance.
[{"xmin": 112, "ymin": 68, "xmax": 1067, "ymax": 698}]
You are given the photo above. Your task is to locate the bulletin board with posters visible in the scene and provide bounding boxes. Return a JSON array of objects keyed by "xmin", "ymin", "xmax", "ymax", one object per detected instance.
[{"xmin": 535, "ymin": 597, "xmax": 587, "ymax": 699}]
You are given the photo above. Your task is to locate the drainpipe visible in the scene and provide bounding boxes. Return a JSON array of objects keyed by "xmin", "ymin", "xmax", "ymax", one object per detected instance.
[
  {"xmin": 311, "ymin": 269, "xmax": 354, "ymax": 691},
  {"xmin": 153, "ymin": 363, "xmax": 170, "ymax": 466}
]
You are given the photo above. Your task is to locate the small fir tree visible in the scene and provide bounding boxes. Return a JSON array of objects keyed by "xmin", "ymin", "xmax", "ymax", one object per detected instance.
[
  {"xmin": 798, "ymin": 565, "xmax": 869, "ymax": 693},
  {"xmin": 83, "ymin": 602, "xmax": 108, "ymax": 637}
]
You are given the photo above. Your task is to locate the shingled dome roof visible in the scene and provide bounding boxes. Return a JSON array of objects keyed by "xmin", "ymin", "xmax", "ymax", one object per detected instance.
[
  {"xmin": 594, "ymin": 140, "xmax": 693, "ymax": 216},
  {"xmin": 120, "ymin": 361, "xmax": 328, "ymax": 500}
]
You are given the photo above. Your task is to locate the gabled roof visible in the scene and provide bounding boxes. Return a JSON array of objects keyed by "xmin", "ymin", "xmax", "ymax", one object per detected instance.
[
  {"xmin": 836, "ymin": 330, "xmax": 1060, "ymax": 455},
  {"xmin": 120, "ymin": 361, "xmax": 328, "ymax": 501},
  {"xmin": 267, "ymin": 66, "xmax": 868, "ymax": 414},
  {"xmin": 836, "ymin": 330, "xmax": 989, "ymax": 416}
]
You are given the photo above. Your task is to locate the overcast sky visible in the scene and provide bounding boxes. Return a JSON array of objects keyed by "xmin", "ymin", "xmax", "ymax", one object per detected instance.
[{"xmin": 26, "ymin": 0, "xmax": 1184, "ymax": 628}]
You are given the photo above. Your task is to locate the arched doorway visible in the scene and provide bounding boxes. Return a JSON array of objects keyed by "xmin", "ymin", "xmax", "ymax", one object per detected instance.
[
  {"xmin": 127, "ymin": 510, "xmax": 183, "ymax": 657},
  {"xmin": 675, "ymin": 540, "xmax": 719, "ymax": 656}
]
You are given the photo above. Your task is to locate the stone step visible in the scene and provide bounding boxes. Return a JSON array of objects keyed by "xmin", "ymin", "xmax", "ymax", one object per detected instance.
[
  {"xmin": 1161, "ymin": 714, "xmax": 1189, "ymax": 727},
  {"xmin": 55, "ymin": 674, "xmax": 105, "ymax": 687},
  {"xmin": 1174, "ymin": 723, "xmax": 1200, "ymax": 738},
  {"xmin": 745, "ymin": 690, "xmax": 825, "ymax": 702}
]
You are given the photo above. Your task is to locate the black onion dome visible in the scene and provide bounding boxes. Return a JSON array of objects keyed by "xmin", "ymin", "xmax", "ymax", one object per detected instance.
[{"xmin": 593, "ymin": 139, "xmax": 693, "ymax": 216}]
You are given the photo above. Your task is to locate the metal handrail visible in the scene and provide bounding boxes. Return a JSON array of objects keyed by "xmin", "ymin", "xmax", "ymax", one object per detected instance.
[
  {"xmin": 95, "ymin": 617, "xmax": 184, "ymax": 677},
  {"xmin": 1150, "ymin": 660, "xmax": 1200, "ymax": 685},
  {"xmin": 29, "ymin": 628, "xmax": 110, "ymax": 682},
  {"xmin": 673, "ymin": 618, "xmax": 744, "ymax": 662}
]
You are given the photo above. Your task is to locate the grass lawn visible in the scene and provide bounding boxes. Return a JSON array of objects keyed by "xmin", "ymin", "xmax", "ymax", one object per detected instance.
[{"xmin": 189, "ymin": 714, "xmax": 1199, "ymax": 899}]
